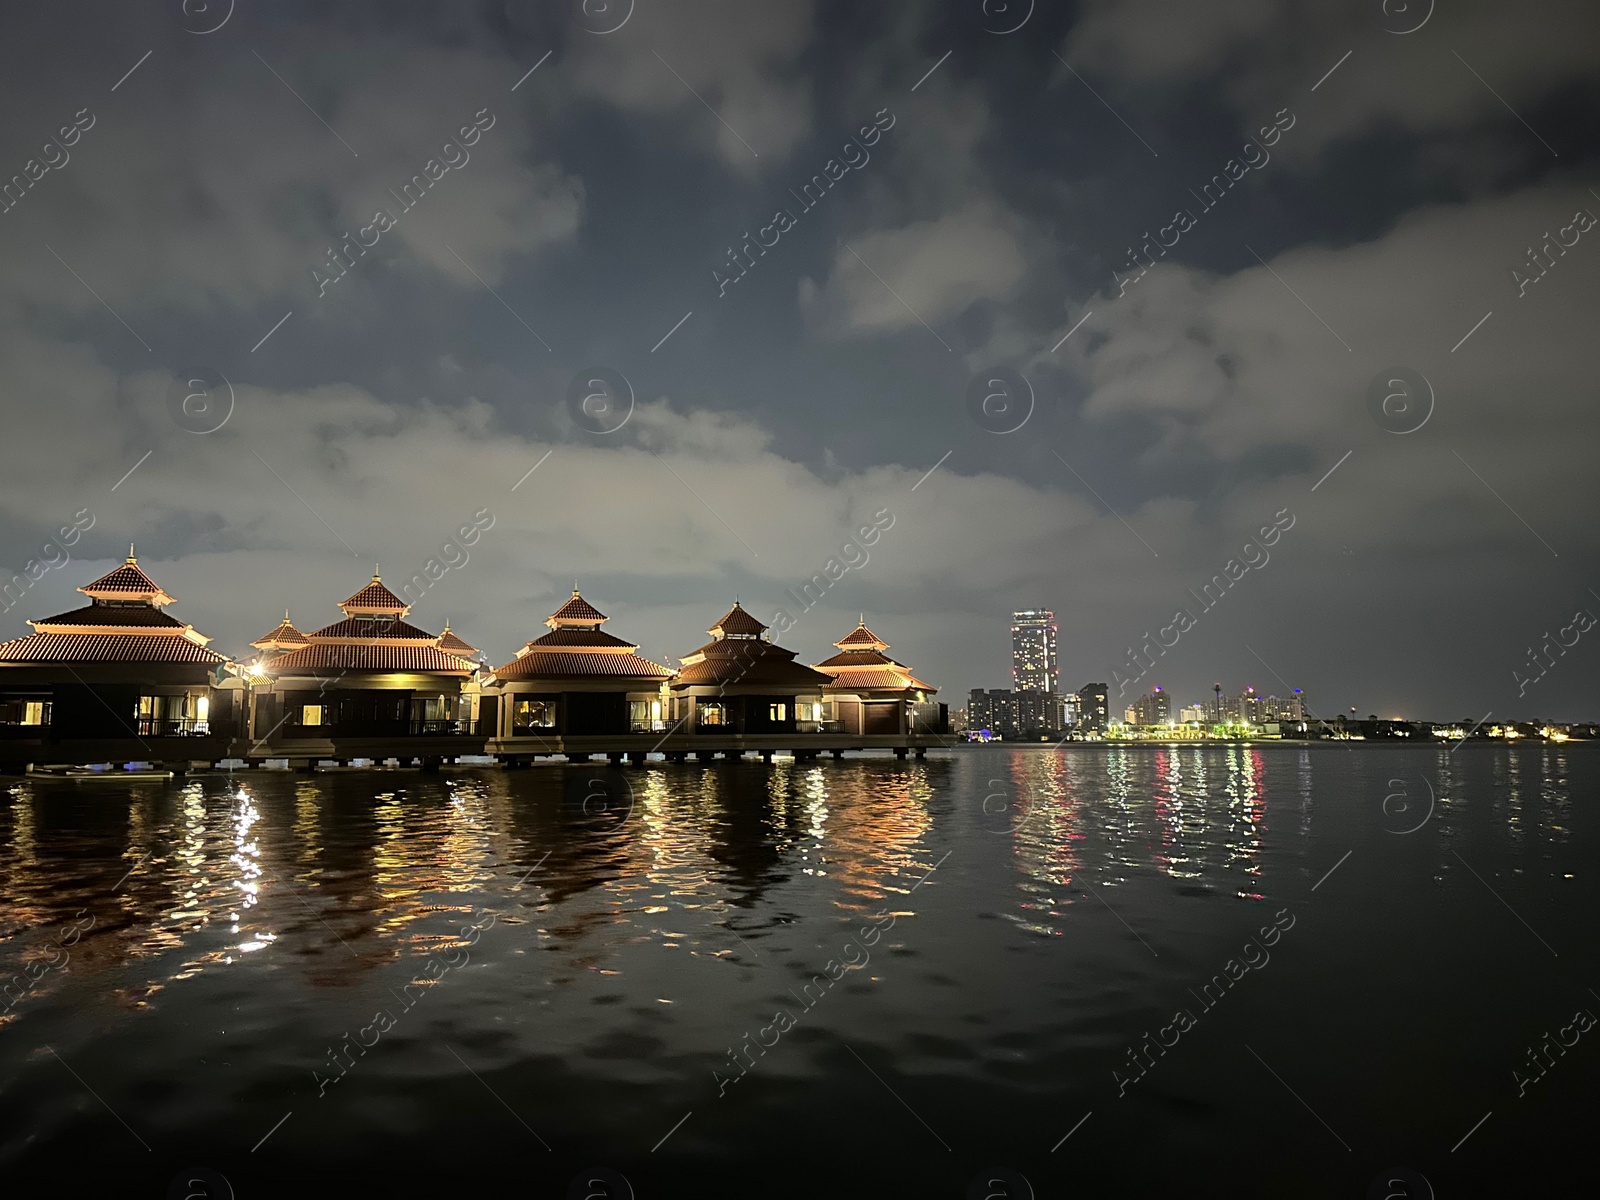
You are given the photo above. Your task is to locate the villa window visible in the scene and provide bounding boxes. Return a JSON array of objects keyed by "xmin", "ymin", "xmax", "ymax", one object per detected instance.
[
  {"xmin": 768, "ymin": 703, "xmax": 788, "ymax": 722},
  {"xmin": 0, "ymin": 699, "xmax": 50, "ymax": 726},
  {"xmin": 514, "ymin": 699, "xmax": 556, "ymax": 729},
  {"xmin": 301, "ymin": 705, "xmax": 324, "ymax": 726},
  {"xmin": 629, "ymin": 698, "xmax": 664, "ymax": 732},
  {"xmin": 699, "ymin": 702, "xmax": 727, "ymax": 727}
]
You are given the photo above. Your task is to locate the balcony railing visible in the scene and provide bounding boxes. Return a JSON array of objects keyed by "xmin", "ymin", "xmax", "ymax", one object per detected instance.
[
  {"xmin": 274, "ymin": 719, "xmax": 484, "ymax": 740},
  {"xmin": 136, "ymin": 718, "xmax": 213, "ymax": 737}
]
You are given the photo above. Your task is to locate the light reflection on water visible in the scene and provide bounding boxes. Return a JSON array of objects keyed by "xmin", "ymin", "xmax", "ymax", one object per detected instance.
[{"xmin": 0, "ymin": 746, "xmax": 1593, "ymax": 1195}]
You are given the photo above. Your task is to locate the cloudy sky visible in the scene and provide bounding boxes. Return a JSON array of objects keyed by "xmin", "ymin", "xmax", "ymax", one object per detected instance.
[{"xmin": 1, "ymin": 0, "xmax": 1597, "ymax": 719}]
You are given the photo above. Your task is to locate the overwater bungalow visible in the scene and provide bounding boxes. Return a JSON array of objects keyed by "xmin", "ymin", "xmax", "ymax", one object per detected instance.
[
  {"xmin": 484, "ymin": 589, "xmax": 673, "ymax": 752},
  {"xmin": 243, "ymin": 571, "xmax": 484, "ymax": 766},
  {"xmin": 813, "ymin": 619, "xmax": 947, "ymax": 737},
  {"xmin": 670, "ymin": 602, "xmax": 831, "ymax": 735},
  {"xmin": 0, "ymin": 550, "xmax": 235, "ymax": 769}
]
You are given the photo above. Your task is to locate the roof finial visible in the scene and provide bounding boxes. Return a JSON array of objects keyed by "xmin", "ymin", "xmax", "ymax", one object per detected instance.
[
  {"xmin": 284, "ymin": 608, "xmax": 291, "ymax": 622},
  {"xmin": 372, "ymin": 563, "xmax": 380, "ymax": 581},
  {"xmin": 859, "ymin": 613, "xmax": 864, "ymax": 625},
  {"xmin": 126, "ymin": 542, "xmax": 136, "ymax": 563},
  {"xmin": 443, "ymin": 617, "xmax": 452, "ymax": 631},
  {"xmin": 572, "ymin": 579, "xmax": 580, "ymax": 597}
]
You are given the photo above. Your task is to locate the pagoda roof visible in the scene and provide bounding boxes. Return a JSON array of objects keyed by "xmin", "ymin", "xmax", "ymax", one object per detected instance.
[
  {"xmin": 672, "ymin": 637, "xmax": 829, "ymax": 689},
  {"xmin": 492, "ymin": 649, "xmax": 673, "ymax": 682},
  {"xmin": 251, "ymin": 613, "xmax": 310, "ymax": 648},
  {"xmin": 708, "ymin": 602, "xmax": 767, "ymax": 638},
  {"xmin": 834, "ymin": 620, "xmax": 889, "ymax": 651},
  {"xmin": 307, "ymin": 616, "xmax": 435, "ymax": 642},
  {"xmin": 339, "ymin": 572, "xmax": 409, "ymax": 614},
  {"xmin": 815, "ymin": 624, "xmax": 936, "ymax": 694},
  {"xmin": 79, "ymin": 549, "xmax": 174, "ymax": 605},
  {"xmin": 548, "ymin": 589, "xmax": 607, "ymax": 627},
  {"xmin": 435, "ymin": 622, "xmax": 478, "ymax": 656},
  {"xmin": 31, "ymin": 604, "xmax": 184, "ymax": 630},
  {"xmin": 0, "ymin": 632, "xmax": 226, "ymax": 665},
  {"xmin": 261, "ymin": 643, "xmax": 475, "ymax": 674},
  {"xmin": 816, "ymin": 662, "xmax": 936, "ymax": 693},
  {"xmin": 520, "ymin": 628, "xmax": 637, "ymax": 650}
]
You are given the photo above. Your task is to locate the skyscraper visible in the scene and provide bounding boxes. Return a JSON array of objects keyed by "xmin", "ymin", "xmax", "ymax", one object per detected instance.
[
  {"xmin": 1010, "ymin": 610, "xmax": 1058, "ymax": 693},
  {"xmin": 1077, "ymin": 682, "xmax": 1109, "ymax": 732}
]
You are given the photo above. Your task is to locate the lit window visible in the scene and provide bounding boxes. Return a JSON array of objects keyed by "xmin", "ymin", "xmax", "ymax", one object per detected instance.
[
  {"xmin": 699, "ymin": 702, "xmax": 727, "ymax": 727},
  {"xmin": 301, "ymin": 705, "xmax": 323, "ymax": 726},
  {"xmin": 629, "ymin": 699, "xmax": 664, "ymax": 731},
  {"xmin": 768, "ymin": 703, "xmax": 787, "ymax": 721},
  {"xmin": 514, "ymin": 699, "xmax": 556, "ymax": 728},
  {"xmin": 23, "ymin": 701, "xmax": 45, "ymax": 726}
]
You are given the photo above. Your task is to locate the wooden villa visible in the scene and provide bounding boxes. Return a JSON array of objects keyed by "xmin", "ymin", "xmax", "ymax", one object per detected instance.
[
  {"xmin": 813, "ymin": 619, "xmax": 947, "ymax": 737},
  {"xmin": 484, "ymin": 588, "xmax": 674, "ymax": 760},
  {"xmin": 669, "ymin": 602, "xmax": 831, "ymax": 740},
  {"xmin": 0, "ymin": 549, "xmax": 236, "ymax": 770},
  {"xmin": 242, "ymin": 571, "xmax": 485, "ymax": 767}
]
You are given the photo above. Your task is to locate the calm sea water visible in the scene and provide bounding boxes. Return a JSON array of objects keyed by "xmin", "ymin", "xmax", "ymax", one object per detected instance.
[{"xmin": 0, "ymin": 745, "xmax": 1593, "ymax": 1197}]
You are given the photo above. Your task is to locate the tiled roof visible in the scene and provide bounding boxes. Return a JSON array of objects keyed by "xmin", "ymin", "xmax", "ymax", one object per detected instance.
[
  {"xmin": 816, "ymin": 649, "xmax": 894, "ymax": 667},
  {"xmin": 835, "ymin": 622, "xmax": 888, "ymax": 650},
  {"xmin": 672, "ymin": 640, "xmax": 830, "ymax": 689},
  {"xmin": 548, "ymin": 590, "xmax": 607, "ymax": 625},
  {"xmin": 31, "ymin": 604, "xmax": 183, "ymax": 629},
  {"xmin": 435, "ymin": 627, "xmax": 478, "ymax": 655},
  {"xmin": 709, "ymin": 602, "xmax": 767, "ymax": 637},
  {"xmin": 492, "ymin": 650, "xmax": 673, "ymax": 681},
  {"xmin": 80, "ymin": 559, "xmax": 173, "ymax": 603},
  {"xmin": 0, "ymin": 632, "xmax": 227, "ymax": 664},
  {"xmin": 339, "ymin": 576, "xmax": 409, "ymax": 613},
  {"xmin": 262, "ymin": 643, "xmax": 474, "ymax": 674},
  {"xmin": 252, "ymin": 616, "xmax": 310, "ymax": 648},
  {"xmin": 524, "ymin": 628, "xmax": 638, "ymax": 650},
  {"xmin": 308, "ymin": 617, "xmax": 436, "ymax": 641},
  {"xmin": 821, "ymin": 667, "xmax": 936, "ymax": 692}
]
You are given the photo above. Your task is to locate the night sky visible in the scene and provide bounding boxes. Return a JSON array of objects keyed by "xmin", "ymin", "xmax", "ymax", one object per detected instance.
[{"xmin": 1, "ymin": 0, "xmax": 1597, "ymax": 719}]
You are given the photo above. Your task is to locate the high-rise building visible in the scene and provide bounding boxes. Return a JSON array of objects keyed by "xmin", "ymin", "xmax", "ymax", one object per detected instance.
[
  {"xmin": 1077, "ymin": 682, "xmax": 1109, "ymax": 732},
  {"xmin": 1010, "ymin": 610, "xmax": 1058, "ymax": 693},
  {"xmin": 1131, "ymin": 687, "xmax": 1171, "ymax": 726},
  {"xmin": 1014, "ymin": 689, "xmax": 1066, "ymax": 737},
  {"xmin": 1061, "ymin": 692, "xmax": 1082, "ymax": 728},
  {"xmin": 968, "ymin": 688, "xmax": 1018, "ymax": 737},
  {"xmin": 1265, "ymin": 690, "xmax": 1307, "ymax": 721}
]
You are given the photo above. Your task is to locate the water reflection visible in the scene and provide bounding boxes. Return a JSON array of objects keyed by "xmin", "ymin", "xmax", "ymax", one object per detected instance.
[{"xmin": 0, "ymin": 747, "xmax": 1592, "ymax": 1196}]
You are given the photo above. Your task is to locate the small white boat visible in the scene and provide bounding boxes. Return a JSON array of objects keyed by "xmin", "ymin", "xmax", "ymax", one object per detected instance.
[{"xmin": 27, "ymin": 765, "xmax": 176, "ymax": 781}]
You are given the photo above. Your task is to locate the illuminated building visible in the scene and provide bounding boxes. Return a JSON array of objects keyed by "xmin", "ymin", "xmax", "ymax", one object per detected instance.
[
  {"xmin": 1130, "ymin": 687, "xmax": 1171, "ymax": 726},
  {"xmin": 1077, "ymin": 682, "xmax": 1109, "ymax": 732},
  {"xmin": 670, "ymin": 602, "xmax": 830, "ymax": 734},
  {"xmin": 245, "ymin": 570, "xmax": 483, "ymax": 765},
  {"xmin": 484, "ymin": 587, "xmax": 673, "ymax": 741},
  {"xmin": 0, "ymin": 549, "xmax": 235, "ymax": 766},
  {"xmin": 968, "ymin": 688, "xmax": 1017, "ymax": 737},
  {"xmin": 1010, "ymin": 609, "xmax": 1058, "ymax": 692},
  {"xmin": 812, "ymin": 619, "xmax": 946, "ymax": 735}
]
